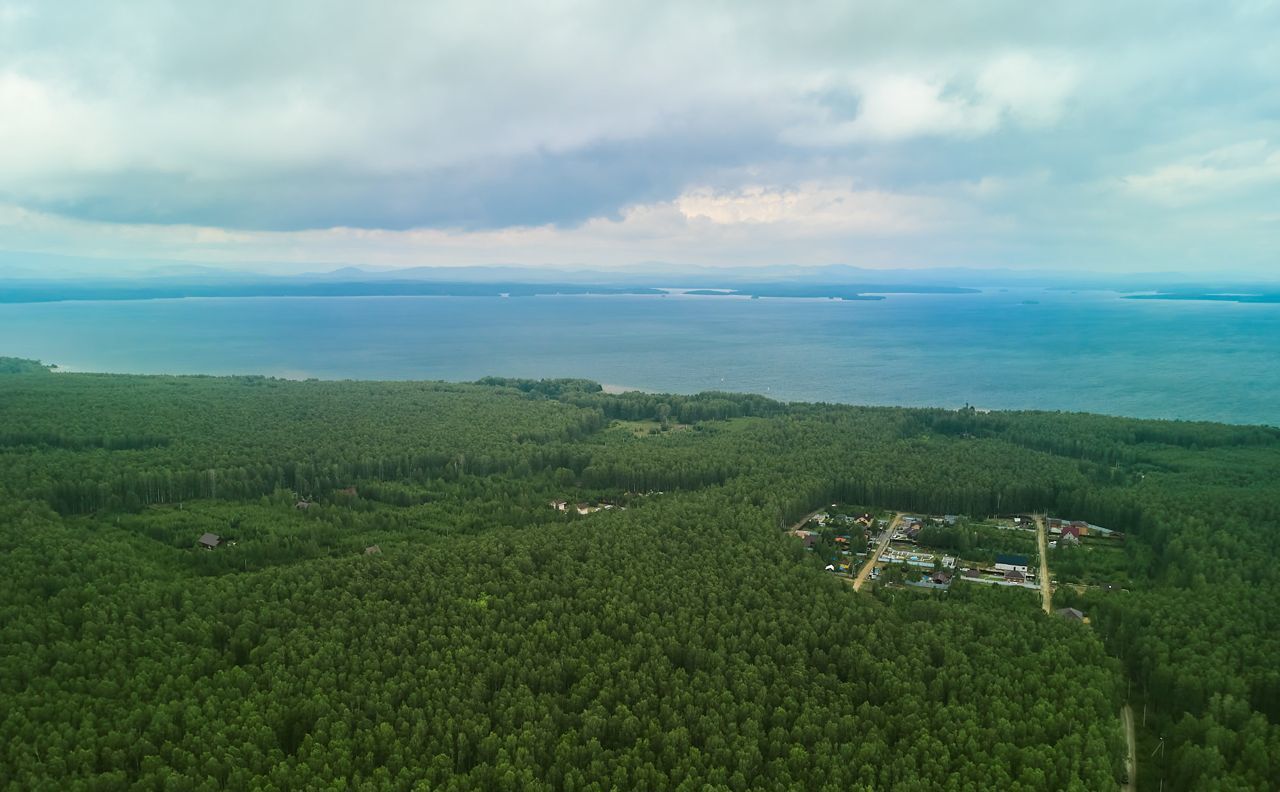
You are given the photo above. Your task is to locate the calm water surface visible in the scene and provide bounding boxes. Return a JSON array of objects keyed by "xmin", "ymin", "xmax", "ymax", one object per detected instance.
[{"xmin": 2, "ymin": 290, "xmax": 1277, "ymax": 425}]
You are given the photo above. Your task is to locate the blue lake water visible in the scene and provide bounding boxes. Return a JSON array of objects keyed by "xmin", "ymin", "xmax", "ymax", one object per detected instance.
[{"xmin": 2, "ymin": 289, "xmax": 1278, "ymax": 425}]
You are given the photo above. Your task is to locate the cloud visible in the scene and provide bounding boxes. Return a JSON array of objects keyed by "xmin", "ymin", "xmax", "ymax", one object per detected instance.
[
  {"xmin": 0, "ymin": 180, "xmax": 983, "ymax": 272},
  {"xmin": 1124, "ymin": 140, "xmax": 1280, "ymax": 205},
  {"xmin": 785, "ymin": 53, "xmax": 1077, "ymax": 146},
  {"xmin": 0, "ymin": 1, "xmax": 1276, "ymax": 275},
  {"xmin": 673, "ymin": 183, "xmax": 953, "ymax": 234}
]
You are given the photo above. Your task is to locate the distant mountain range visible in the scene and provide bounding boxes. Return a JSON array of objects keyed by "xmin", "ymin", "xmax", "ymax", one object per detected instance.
[{"xmin": 0, "ymin": 249, "xmax": 1275, "ymax": 303}]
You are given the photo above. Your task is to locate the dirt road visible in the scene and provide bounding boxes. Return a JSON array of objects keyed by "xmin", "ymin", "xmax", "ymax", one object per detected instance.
[
  {"xmin": 1034, "ymin": 514, "xmax": 1052, "ymax": 614},
  {"xmin": 1121, "ymin": 703, "xmax": 1136, "ymax": 791},
  {"xmin": 786, "ymin": 508, "xmax": 828, "ymax": 534},
  {"xmin": 853, "ymin": 512, "xmax": 902, "ymax": 592}
]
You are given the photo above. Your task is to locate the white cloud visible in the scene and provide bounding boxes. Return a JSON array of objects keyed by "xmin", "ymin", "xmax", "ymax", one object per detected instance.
[
  {"xmin": 674, "ymin": 183, "xmax": 951, "ymax": 233},
  {"xmin": 784, "ymin": 52, "xmax": 1078, "ymax": 146},
  {"xmin": 1124, "ymin": 140, "xmax": 1280, "ymax": 205},
  {"xmin": 975, "ymin": 53, "xmax": 1077, "ymax": 127}
]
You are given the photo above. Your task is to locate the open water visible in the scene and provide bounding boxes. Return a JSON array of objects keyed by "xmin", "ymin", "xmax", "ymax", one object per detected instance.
[{"xmin": 2, "ymin": 289, "xmax": 1277, "ymax": 424}]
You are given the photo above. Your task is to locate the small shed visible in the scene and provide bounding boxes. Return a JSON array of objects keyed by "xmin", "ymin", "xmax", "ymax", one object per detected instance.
[
  {"xmin": 1056, "ymin": 607, "xmax": 1086, "ymax": 622},
  {"xmin": 364, "ymin": 544, "xmax": 382, "ymax": 555},
  {"xmin": 295, "ymin": 500, "xmax": 311, "ymax": 511},
  {"xmin": 198, "ymin": 532, "xmax": 221, "ymax": 550}
]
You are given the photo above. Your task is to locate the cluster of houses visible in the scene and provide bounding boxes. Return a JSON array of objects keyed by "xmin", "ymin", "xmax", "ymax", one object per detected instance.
[
  {"xmin": 954, "ymin": 553, "xmax": 1036, "ymax": 588},
  {"xmin": 196, "ymin": 530, "xmax": 378, "ymax": 557},
  {"xmin": 880, "ymin": 547, "xmax": 956, "ymax": 570},
  {"xmin": 811, "ymin": 511, "xmax": 875, "ymax": 530},
  {"xmin": 793, "ymin": 528, "xmax": 819, "ymax": 549},
  {"xmin": 1047, "ymin": 518, "xmax": 1089, "ymax": 547},
  {"xmin": 993, "ymin": 553, "xmax": 1032, "ymax": 583},
  {"xmin": 790, "ymin": 509, "xmax": 876, "ymax": 552},
  {"xmin": 895, "ymin": 514, "xmax": 961, "ymax": 543},
  {"xmin": 906, "ymin": 569, "xmax": 956, "ymax": 589},
  {"xmin": 789, "ymin": 515, "xmax": 876, "ymax": 568},
  {"xmin": 898, "ymin": 516, "xmax": 925, "ymax": 541},
  {"xmin": 898, "ymin": 553, "xmax": 1034, "ymax": 590},
  {"xmin": 550, "ymin": 499, "xmax": 621, "ymax": 516}
]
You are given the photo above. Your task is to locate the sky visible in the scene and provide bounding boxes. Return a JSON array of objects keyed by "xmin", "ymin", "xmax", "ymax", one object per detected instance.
[{"xmin": 0, "ymin": 0, "xmax": 1277, "ymax": 278}]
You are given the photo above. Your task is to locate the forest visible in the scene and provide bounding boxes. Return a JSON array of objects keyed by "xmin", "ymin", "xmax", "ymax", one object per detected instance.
[{"xmin": 2, "ymin": 360, "xmax": 1279, "ymax": 790}]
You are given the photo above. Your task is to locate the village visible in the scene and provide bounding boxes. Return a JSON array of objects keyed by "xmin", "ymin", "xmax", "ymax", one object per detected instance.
[{"xmin": 788, "ymin": 505, "xmax": 1124, "ymax": 622}]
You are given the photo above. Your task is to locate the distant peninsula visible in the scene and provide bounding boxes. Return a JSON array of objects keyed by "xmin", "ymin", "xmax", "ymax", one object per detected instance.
[
  {"xmin": 1124, "ymin": 292, "xmax": 1280, "ymax": 304},
  {"xmin": 0, "ymin": 281, "xmax": 666, "ymax": 304},
  {"xmin": 682, "ymin": 284, "xmax": 977, "ymax": 300},
  {"xmin": 0, "ymin": 278, "xmax": 979, "ymax": 304}
]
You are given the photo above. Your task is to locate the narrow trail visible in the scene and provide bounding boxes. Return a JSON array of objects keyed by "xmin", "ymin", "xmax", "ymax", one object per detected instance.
[
  {"xmin": 1121, "ymin": 703, "xmax": 1136, "ymax": 792},
  {"xmin": 852, "ymin": 512, "xmax": 902, "ymax": 592},
  {"xmin": 1034, "ymin": 514, "xmax": 1052, "ymax": 614}
]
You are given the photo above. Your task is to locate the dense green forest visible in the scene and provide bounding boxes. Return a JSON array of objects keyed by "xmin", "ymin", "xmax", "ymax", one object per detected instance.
[{"xmin": 2, "ymin": 361, "xmax": 1278, "ymax": 789}]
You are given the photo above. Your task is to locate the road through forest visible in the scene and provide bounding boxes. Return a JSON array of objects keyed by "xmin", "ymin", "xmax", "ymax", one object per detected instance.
[{"xmin": 853, "ymin": 512, "xmax": 902, "ymax": 592}]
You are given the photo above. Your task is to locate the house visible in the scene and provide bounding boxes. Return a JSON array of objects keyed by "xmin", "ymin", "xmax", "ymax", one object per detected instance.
[
  {"xmin": 995, "ymin": 553, "xmax": 1030, "ymax": 574},
  {"xmin": 941, "ymin": 555, "xmax": 957, "ymax": 568},
  {"xmin": 295, "ymin": 500, "xmax": 311, "ymax": 511},
  {"xmin": 930, "ymin": 570, "xmax": 953, "ymax": 585},
  {"xmin": 795, "ymin": 530, "xmax": 818, "ymax": 549},
  {"xmin": 1060, "ymin": 524, "xmax": 1083, "ymax": 541},
  {"xmin": 550, "ymin": 499, "xmax": 568, "ymax": 511},
  {"xmin": 1058, "ymin": 532, "xmax": 1080, "ymax": 547},
  {"xmin": 962, "ymin": 567, "xmax": 981, "ymax": 578},
  {"xmin": 1004, "ymin": 569, "xmax": 1027, "ymax": 583},
  {"xmin": 364, "ymin": 544, "xmax": 382, "ymax": 555},
  {"xmin": 197, "ymin": 532, "xmax": 221, "ymax": 550},
  {"xmin": 1056, "ymin": 607, "xmax": 1086, "ymax": 622}
]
